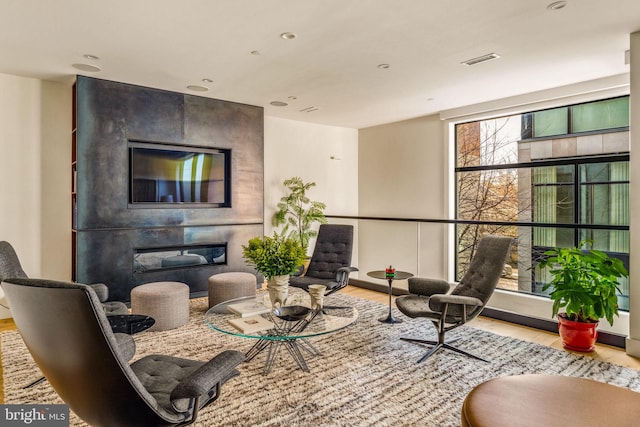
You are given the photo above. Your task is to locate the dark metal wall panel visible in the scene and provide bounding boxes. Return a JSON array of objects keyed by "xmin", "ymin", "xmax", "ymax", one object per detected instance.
[
  {"xmin": 74, "ymin": 76, "xmax": 264, "ymax": 300},
  {"xmin": 184, "ymin": 94, "xmax": 265, "ymax": 224}
]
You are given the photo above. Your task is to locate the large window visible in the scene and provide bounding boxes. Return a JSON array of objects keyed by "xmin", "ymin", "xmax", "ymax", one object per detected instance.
[{"xmin": 455, "ymin": 96, "xmax": 630, "ymax": 309}]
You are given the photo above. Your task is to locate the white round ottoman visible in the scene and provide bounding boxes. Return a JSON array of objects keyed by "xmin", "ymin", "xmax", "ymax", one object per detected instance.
[
  {"xmin": 208, "ymin": 272, "xmax": 257, "ymax": 308},
  {"xmin": 130, "ymin": 281, "xmax": 189, "ymax": 331}
]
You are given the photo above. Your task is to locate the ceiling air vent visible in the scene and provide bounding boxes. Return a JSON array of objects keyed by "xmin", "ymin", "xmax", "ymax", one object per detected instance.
[
  {"xmin": 300, "ymin": 106, "xmax": 319, "ymax": 113},
  {"xmin": 461, "ymin": 53, "xmax": 501, "ymax": 66}
]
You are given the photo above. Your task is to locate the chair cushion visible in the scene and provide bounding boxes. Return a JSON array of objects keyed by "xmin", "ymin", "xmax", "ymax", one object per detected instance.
[
  {"xmin": 131, "ymin": 354, "xmax": 206, "ymax": 418},
  {"xmin": 396, "ymin": 295, "xmax": 441, "ymax": 321},
  {"xmin": 103, "ymin": 301, "xmax": 130, "ymax": 316},
  {"xmin": 288, "ymin": 276, "xmax": 340, "ymax": 292}
]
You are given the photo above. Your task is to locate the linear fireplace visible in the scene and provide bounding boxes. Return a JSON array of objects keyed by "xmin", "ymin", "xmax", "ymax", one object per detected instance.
[{"xmin": 134, "ymin": 243, "xmax": 227, "ymax": 274}]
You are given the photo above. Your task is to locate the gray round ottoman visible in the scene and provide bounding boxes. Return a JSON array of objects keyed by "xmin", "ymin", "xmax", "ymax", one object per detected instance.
[
  {"xmin": 130, "ymin": 281, "xmax": 189, "ymax": 331},
  {"xmin": 208, "ymin": 272, "xmax": 257, "ymax": 308}
]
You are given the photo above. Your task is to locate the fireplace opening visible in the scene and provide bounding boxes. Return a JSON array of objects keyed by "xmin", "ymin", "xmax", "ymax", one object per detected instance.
[{"xmin": 133, "ymin": 243, "xmax": 227, "ymax": 273}]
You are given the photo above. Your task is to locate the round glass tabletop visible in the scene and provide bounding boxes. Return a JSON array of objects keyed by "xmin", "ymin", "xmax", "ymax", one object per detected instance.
[{"xmin": 204, "ymin": 288, "xmax": 358, "ymax": 341}]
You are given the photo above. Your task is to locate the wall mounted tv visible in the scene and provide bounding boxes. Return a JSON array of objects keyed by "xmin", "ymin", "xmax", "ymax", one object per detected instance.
[{"xmin": 129, "ymin": 141, "xmax": 231, "ymax": 207}]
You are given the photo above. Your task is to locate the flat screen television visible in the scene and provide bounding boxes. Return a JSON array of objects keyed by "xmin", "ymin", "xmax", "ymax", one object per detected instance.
[{"xmin": 129, "ymin": 141, "xmax": 231, "ymax": 207}]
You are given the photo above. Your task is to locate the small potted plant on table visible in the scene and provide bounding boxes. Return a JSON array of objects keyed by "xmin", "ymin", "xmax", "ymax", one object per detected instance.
[
  {"xmin": 242, "ymin": 232, "xmax": 306, "ymax": 307},
  {"xmin": 538, "ymin": 240, "xmax": 628, "ymax": 352}
]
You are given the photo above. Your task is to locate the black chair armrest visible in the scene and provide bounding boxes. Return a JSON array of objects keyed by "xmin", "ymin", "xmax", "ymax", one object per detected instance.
[
  {"xmin": 408, "ymin": 277, "xmax": 451, "ymax": 296},
  {"xmin": 170, "ymin": 350, "xmax": 245, "ymax": 404},
  {"xmin": 335, "ymin": 266, "xmax": 358, "ymax": 285},
  {"xmin": 429, "ymin": 294, "xmax": 483, "ymax": 307},
  {"xmin": 328, "ymin": 266, "xmax": 358, "ymax": 295}
]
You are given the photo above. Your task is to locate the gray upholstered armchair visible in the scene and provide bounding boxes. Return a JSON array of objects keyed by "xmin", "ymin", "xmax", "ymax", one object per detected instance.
[
  {"xmin": 0, "ymin": 240, "xmax": 128, "ymax": 316},
  {"xmin": 289, "ymin": 224, "xmax": 358, "ymax": 295},
  {"xmin": 2, "ymin": 277, "xmax": 245, "ymax": 427},
  {"xmin": 396, "ymin": 235, "xmax": 512, "ymax": 362}
]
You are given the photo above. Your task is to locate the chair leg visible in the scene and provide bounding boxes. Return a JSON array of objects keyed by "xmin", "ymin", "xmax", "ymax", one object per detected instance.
[
  {"xmin": 441, "ymin": 343, "xmax": 489, "ymax": 363},
  {"xmin": 23, "ymin": 376, "xmax": 46, "ymax": 389},
  {"xmin": 416, "ymin": 343, "xmax": 444, "ymax": 363},
  {"xmin": 400, "ymin": 332, "xmax": 489, "ymax": 363},
  {"xmin": 400, "ymin": 337, "xmax": 442, "ymax": 362}
]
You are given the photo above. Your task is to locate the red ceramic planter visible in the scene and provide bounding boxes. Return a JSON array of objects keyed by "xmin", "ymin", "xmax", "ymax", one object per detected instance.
[{"xmin": 558, "ymin": 313, "xmax": 598, "ymax": 352}]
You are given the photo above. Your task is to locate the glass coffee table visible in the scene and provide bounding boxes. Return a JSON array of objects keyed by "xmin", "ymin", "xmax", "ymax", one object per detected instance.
[{"xmin": 205, "ymin": 289, "xmax": 358, "ymax": 375}]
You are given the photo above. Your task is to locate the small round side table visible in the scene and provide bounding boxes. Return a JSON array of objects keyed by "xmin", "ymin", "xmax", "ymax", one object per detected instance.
[{"xmin": 367, "ymin": 270, "xmax": 413, "ymax": 323}]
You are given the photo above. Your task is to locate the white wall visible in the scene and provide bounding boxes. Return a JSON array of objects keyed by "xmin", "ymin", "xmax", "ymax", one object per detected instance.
[
  {"xmin": 40, "ymin": 81, "xmax": 72, "ymax": 281},
  {"xmin": 0, "ymin": 74, "xmax": 42, "ymax": 277},
  {"xmin": 358, "ymin": 115, "xmax": 447, "ymax": 288},
  {"xmin": 264, "ymin": 116, "xmax": 359, "ymax": 261},
  {"xmin": 264, "ymin": 116, "xmax": 358, "ymax": 222},
  {"xmin": 0, "ymin": 74, "xmax": 70, "ymax": 318}
]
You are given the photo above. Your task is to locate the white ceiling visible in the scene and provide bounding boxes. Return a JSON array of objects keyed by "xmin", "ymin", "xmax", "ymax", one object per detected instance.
[{"xmin": 1, "ymin": 0, "xmax": 638, "ymax": 129}]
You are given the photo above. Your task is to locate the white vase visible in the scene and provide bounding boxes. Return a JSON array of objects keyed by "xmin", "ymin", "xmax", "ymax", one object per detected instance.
[
  {"xmin": 308, "ymin": 284, "xmax": 327, "ymax": 310},
  {"xmin": 267, "ymin": 274, "xmax": 289, "ymax": 308}
]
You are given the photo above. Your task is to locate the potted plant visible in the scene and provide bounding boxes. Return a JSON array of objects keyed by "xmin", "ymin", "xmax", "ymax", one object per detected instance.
[
  {"xmin": 272, "ymin": 177, "xmax": 327, "ymax": 254},
  {"xmin": 538, "ymin": 240, "xmax": 628, "ymax": 352},
  {"xmin": 242, "ymin": 232, "xmax": 306, "ymax": 307}
]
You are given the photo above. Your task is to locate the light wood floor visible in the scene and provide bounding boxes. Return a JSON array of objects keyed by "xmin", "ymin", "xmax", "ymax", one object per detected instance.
[{"xmin": 1, "ymin": 285, "xmax": 639, "ymax": 403}]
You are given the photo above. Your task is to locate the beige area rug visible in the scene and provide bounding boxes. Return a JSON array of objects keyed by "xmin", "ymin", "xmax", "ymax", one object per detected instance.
[{"xmin": 3, "ymin": 294, "xmax": 640, "ymax": 427}]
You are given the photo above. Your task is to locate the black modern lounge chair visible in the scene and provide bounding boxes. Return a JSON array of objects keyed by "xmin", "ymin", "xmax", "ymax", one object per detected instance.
[
  {"xmin": 289, "ymin": 224, "xmax": 358, "ymax": 295},
  {"xmin": 396, "ymin": 235, "xmax": 512, "ymax": 363},
  {"xmin": 1, "ymin": 277, "xmax": 245, "ymax": 427},
  {"xmin": 1, "ymin": 240, "xmax": 136, "ymax": 390},
  {"xmin": 0, "ymin": 240, "xmax": 129, "ymax": 316}
]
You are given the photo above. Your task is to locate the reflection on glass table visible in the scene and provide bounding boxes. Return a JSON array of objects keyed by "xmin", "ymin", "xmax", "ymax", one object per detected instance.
[{"xmin": 205, "ymin": 289, "xmax": 358, "ymax": 375}]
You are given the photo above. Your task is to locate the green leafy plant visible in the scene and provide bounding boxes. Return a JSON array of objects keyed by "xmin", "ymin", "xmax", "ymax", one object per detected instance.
[
  {"xmin": 538, "ymin": 240, "xmax": 628, "ymax": 326},
  {"xmin": 272, "ymin": 177, "xmax": 327, "ymax": 252},
  {"xmin": 241, "ymin": 232, "xmax": 307, "ymax": 279}
]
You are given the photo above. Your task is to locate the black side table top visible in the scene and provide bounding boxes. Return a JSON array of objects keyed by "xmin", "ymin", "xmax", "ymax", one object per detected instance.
[
  {"xmin": 108, "ymin": 314, "xmax": 155, "ymax": 334},
  {"xmin": 367, "ymin": 270, "xmax": 413, "ymax": 281}
]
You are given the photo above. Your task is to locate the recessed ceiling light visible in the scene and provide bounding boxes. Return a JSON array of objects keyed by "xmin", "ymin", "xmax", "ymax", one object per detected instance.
[
  {"xmin": 270, "ymin": 101, "xmax": 288, "ymax": 107},
  {"xmin": 461, "ymin": 53, "xmax": 501, "ymax": 66},
  {"xmin": 280, "ymin": 32, "xmax": 297, "ymax": 40},
  {"xmin": 83, "ymin": 54, "xmax": 100, "ymax": 60},
  {"xmin": 187, "ymin": 85, "xmax": 209, "ymax": 92},
  {"xmin": 547, "ymin": 1, "xmax": 567, "ymax": 10},
  {"xmin": 251, "ymin": 50, "xmax": 261, "ymax": 55},
  {"xmin": 72, "ymin": 63, "xmax": 101, "ymax": 72},
  {"xmin": 202, "ymin": 78, "xmax": 213, "ymax": 83},
  {"xmin": 287, "ymin": 96, "xmax": 297, "ymax": 100},
  {"xmin": 377, "ymin": 64, "xmax": 390, "ymax": 69}
]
